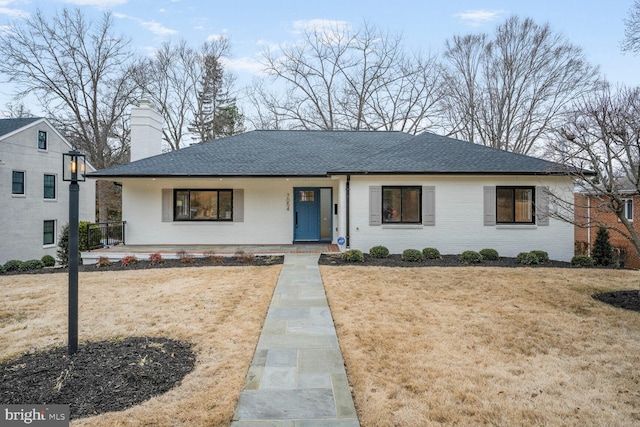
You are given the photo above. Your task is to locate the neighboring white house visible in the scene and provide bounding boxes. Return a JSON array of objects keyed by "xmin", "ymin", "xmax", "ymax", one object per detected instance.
[
  {"xmin": 0, "ymin": 118, "xmax": 96, "ymax": 264},
  {"xmin": 88, "ymin": 103, "xmax": 576, "ymax": 261}
]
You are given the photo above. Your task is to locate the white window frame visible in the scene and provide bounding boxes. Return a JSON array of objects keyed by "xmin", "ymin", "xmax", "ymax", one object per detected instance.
[{"xmin": 622, "ymin": 198, "xmax": 633, "ymax": 222}]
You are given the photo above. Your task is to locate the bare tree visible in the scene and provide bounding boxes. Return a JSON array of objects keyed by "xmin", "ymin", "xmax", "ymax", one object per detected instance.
[
  {"xmin": 1, "ymin": 102, "xmax": 34, "ymax": 118},
  {"xmin": 442, "ymin": 16, "xmax": 599, "ymax": 154},
  {"xmin": 138, "ymin": 40, "xmax": 200, "ymax": 150},
  {"xmin": 550, "ymin": 83, "xmax": 640, "ymax": 257},
  {"xmin": 0, "ymin": 8, "xmax": 143, "ymax": 220},
  {"xmin": 138, "ymin": 38, "xmax": 241, "ymax": 148},
  {"xmin": 623, "ymin": 0, "xmax": 640, "ymax": 54},
  {"xmin": 251, "ymin": 22, "xmax": 442, "ymax": 133}
]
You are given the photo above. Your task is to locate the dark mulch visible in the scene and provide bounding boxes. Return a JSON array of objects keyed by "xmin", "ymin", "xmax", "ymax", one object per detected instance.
[
  {"xmin": 319, "ymin": 253, "xmax": 575, "ymax": 268},
  {"xmin": 2, "ymin": 255, "xmax": 284, "ymax": 275},
  {"xmin": 0, "ymin": 337, "xmax": 195, "ymax": 420},
  {"xmin": 593, "ymin": 290, "xmax": 640, "ymax": 313}
]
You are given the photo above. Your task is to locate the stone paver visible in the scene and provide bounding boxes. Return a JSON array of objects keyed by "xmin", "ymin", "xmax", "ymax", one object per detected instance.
[{"xmin": 231, "ymin": 254, "xmax": 359, "ymax": 427}]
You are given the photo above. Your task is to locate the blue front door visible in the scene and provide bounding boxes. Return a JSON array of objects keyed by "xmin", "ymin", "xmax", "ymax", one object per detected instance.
[{"xmin": 294, "ymin": 188, "xmax": 320, "ymax": 241}]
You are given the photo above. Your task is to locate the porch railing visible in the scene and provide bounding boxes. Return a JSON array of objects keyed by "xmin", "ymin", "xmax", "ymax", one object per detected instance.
[{"xmin": 86, "ymin": 221, "xmax": 126, "ymax": 250}]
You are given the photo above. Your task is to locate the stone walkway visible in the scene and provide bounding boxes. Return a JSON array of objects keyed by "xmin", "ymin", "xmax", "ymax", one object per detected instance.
[{"xmin": 231, "ymin": 254, "xmax": 360, "ymax": 427}]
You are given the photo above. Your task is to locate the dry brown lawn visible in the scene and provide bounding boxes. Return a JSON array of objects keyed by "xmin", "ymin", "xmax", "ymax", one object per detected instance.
[
  {"xmin": 0, "ymin": 266, "xmax": 281, "ymax": 426},
  {"xmin": 321, "ymin": 266, "xmax": 640, "ymax": 427}
]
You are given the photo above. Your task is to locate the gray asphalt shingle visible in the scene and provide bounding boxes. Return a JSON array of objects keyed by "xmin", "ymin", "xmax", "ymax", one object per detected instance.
[
  {"xmin": 89, "ymin": 129, "xmax": 567, "ymax": 177},
  {"xmin": 0, "ymin": 117, "xmax": 42, "ymax": 138}
]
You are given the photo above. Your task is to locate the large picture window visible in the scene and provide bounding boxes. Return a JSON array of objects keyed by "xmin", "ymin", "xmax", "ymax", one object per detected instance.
[
  {"xmin": 496, "ymin": 186, "xmax": 534, "ymax": 224},
  {"xmin": 174, "ymin": 189, "xmax": 233, "ymax": 221},
  {"xmin": 382, "ymin": 186, "xmax": 421, "ymax": 223}
]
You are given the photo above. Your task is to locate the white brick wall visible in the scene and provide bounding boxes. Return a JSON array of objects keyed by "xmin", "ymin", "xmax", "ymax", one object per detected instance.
[{"xmin": 0, "ymin": 121, "xmax": 96, "ymax": 264}]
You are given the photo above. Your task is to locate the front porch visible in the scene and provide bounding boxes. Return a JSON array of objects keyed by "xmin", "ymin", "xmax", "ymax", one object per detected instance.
[{"xmin": 81, "ymin": 243, "xmax": 341, "ymax": 265}]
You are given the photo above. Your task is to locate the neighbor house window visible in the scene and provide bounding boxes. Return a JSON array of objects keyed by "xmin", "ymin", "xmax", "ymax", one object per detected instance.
[
  {"xmin": 43, "ymin": 220, "xmax": 55, "ymax": 245},
  {"xmin": 12, "ymin": 171, "xmax": 25, "ymax": 195},
  {"xmin": 44, "ymin": 174, "xmax": 56, "ymax": 199},
  {"xmin": 623, "ymin": 198, "xmax": 633, "ymax": 221},
  {"xmin": 382, "ymin": 186, "xmax": 421, "ymax": 223},
  {"xmin": 174, "ymin": 189, "xmax": 233, "ymax": 221},
  {"xmin": 496, "ymin": 186, "xmax": 535, "ymax": 224},
  {"xmin": 38, "ymin": 131, "xmax": 47, "ymax": 150}
]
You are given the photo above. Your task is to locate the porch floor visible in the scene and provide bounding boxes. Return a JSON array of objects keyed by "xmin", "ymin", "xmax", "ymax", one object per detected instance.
[{"xmin": 82, "ymin": 243, "xmax": 340, "ymax": 264}]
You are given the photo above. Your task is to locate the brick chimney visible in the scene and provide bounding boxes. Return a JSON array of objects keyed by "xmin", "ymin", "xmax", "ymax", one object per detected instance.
[{"xmin": 130, "ymin": 99, "xmax": 163, "ymax": 161}]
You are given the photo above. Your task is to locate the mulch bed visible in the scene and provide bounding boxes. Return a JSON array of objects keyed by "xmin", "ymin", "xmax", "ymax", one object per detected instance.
[
  {"xmin": 318, "ymin": 253, "xmax": 575, "ymax": 268},
  {"xmin": 593, "ymin": 290, "xmax": 640, "ymax": 313},
  {"xmin": 0, "ymin": 337, "xmax": 195, "ymax": 420},
  {"xmin": 1, "ymin": 255, "xmax": 284, "ymax": 276}
]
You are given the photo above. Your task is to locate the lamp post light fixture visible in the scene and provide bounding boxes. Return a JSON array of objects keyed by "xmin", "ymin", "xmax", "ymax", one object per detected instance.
[{"xmin": 62, "ymin": 150, "xmax": 86, "ymax": 355}]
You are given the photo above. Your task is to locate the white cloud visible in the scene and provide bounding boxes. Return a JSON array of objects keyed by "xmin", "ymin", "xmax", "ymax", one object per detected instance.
[
  {"xmin": 206, "ymin": 32, "xmax": 228, "ymax": 43},
  {"xmin": 141, "ymin": 20, "xmax": 177, "ymax": 36},
  {"xmin": 454, "ymin": 10, "xmax": 505, "ymax": 27},
  {"xmin": 221, "ymin": 56, "xmax": 264, "ymax": 75},
  {"xmin": 0, "ymin": 6, "xmax": 29, "ymax": 19},
  {"xmin": 113, "ymin": 13, "xmax": 177, "ymax": 36}
]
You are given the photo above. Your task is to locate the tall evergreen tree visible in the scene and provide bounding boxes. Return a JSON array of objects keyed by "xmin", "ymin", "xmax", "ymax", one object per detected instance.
[{"xmin": 592, "ymin": 227, "xmax": 614, "ymax": 266}]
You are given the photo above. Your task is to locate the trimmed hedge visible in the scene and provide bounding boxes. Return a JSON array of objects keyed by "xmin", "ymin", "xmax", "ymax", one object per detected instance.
[
  {"xmin": 369, "ymin": 245, "xmax": 390, "ymax": 259},
  {"xmin": 530, "ymin": 250, "xmax": 549, "ymax": 263},
  {"xmin": 343, "ymin": 249, "xmax": 364, "ymax": 263},
  {"xmin": 41, "ymin": 255, "xmax": 56, "ymax": 267},
  {"xmin": 4, "ymin": 260, "xmax": 25, "ymax": 272},
  {"xmin": 422, "ymin": 247, "xmax": 441, "ymax": 259},
  {"xmin": 479, "ymin": 248, "xmax": 499, "ymax": 261},
  {"xmin": 571, "ymin": 255, "xmax": 594, "ymax": 267},
  {"xmin": 402, "ymin": 249, "xmax": 424, "ymax": 262},
  {"xmin": 459, "ymin": 250, "xmax": 483, "ymax": 264},
  {"xmin": 517, "ymin": 252, "xmax": 540, "ymax": 265},
  {"xmin": 23, "ymin": 259, "xmax": 44, "ymax": 271}
]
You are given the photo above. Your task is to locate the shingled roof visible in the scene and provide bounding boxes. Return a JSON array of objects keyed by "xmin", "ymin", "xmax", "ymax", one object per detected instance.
[
  {"xmin": 0, "ymin": 117, "xmax": 42, "ymax": 138},
  {"xmin": 89, "ymin": 130, "xmax": 568, "ymax": 178}
]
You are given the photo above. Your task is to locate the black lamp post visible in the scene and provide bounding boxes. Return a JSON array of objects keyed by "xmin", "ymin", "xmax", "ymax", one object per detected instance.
[{"xmin": 62, "ymin": 150, "xmax": 86, "ymax": 355}]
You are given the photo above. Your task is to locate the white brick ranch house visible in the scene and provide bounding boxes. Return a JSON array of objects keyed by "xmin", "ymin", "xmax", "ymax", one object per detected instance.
[{"xmin": 88, "ymin": 104, "xmax": 576, "ymax": 261}]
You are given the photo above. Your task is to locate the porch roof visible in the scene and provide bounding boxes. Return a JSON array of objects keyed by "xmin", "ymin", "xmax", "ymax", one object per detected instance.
[{"xmin": 89, "ymin": 130, "xmax": 569, "ymax": 178}]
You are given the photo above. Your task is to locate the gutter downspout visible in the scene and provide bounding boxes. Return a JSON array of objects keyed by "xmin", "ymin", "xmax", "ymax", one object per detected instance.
[
  {"xmin": 346, "ymin": 174, "xmax": 351, "ymax": 248},
  {"xmin": 587, "ymin": 195, "xmax": 591, "ymax": 256}
]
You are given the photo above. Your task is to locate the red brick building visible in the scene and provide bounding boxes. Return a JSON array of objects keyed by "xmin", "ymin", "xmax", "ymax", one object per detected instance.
[{"xmin": 574, "ymin": 192, "xmax": 640, "ymax": 268}]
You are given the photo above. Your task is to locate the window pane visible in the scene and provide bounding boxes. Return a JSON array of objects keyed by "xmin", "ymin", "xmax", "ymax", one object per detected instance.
[
  {"xmin": 496, "ymin": 188, "xmax": 514, "ymax": 223},
  {"xmin": 38, "ymin": 131, "xmax": 47, "ymax": 150},
  {"xmin": 383, "ymin": 188, "xmax": 401, "ymax": 222},
  {"xmin": 43, "ymin": 220, "xmax": 55, "ymax": 245},
  {"xmin": 514, "ymin": 189, "xmax": 533, "ymax": 222},
  {"xmin": 174, "ymin": 190, "xmax": 190, "ymax": 220},
  {"xmin": 625, "ymin": 199, "xmax": 633, "ymax": 221},
  {"xmin": 190, "ymin": 191, "xmax": 218, "ymax": 219},
  {"xmin": 44, "ymin": 174, "xmax": 55, "ymax": 199},
  {"xmin": 12, "ymin": 171, "xmax": 24, "ymax": 194},
  {"xmin": 219, "ymin": 191, "xmax": 233, "ymax": 219},
  {"xmin": 401, "ymin": 188, "xmax": 421, "ymax": 222},
  {"xmin": 299, "ymin": 190, "xmax": 315, "ymax": 202}
]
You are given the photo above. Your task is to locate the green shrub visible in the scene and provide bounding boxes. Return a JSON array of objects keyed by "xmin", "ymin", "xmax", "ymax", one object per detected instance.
[
  {"xmin": 402, "ymin": 249, "xmax": 424, "ymax": 262},
  {"xmin": 459, "ymin": 250, "xmax": 483, "ymax": 264},
  {"xmin": 41, "ymin": 255, "xmax": 56, "ymax": 267},
  {"xmin": 23, "ymin": 259, "xmax": 44, "ymax": 271},
  {"xmin": 422, "ymin": 247, "xmax": 441, "ymax": 259},
  {"xmin": 343, "ymin": 249, "xmax": 364, "ymax": 263},
  {"xmin": 57, "ymin": 221, "xmax": 93, "ymax": 266},
  {"xmin": 572, "ymin": 255, "xmax": 594, "ymax": 267},
  {"xmin": 0, "ymin": 264, "xmax": 5, "ymax": 274},
  {"xmin": 479, "ymin": 248, "xmax": 499, "ymax": 261},
  {"xmin": 4, "ymin": 260, "xmax": 25, "ymax": 272},
  {"xmin": 517, "ymin": 252, "xmax": 540, "ymax": 265},
  {"xmin": 592, "ymin": 227, "xmax": 614, "ymax": 266},
  {"xmin": 369, "ymin": 245, "xmax": 390, "ymax": 258},
  {"xmin": 530, "ymin": 250, "xmax": 549, "ymax": 263}
]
